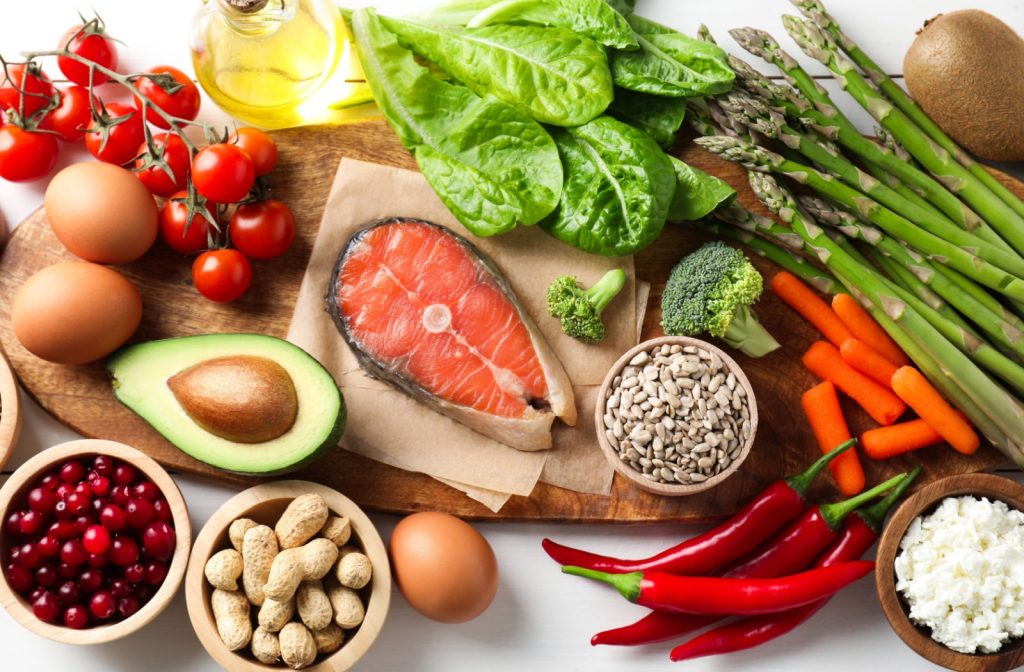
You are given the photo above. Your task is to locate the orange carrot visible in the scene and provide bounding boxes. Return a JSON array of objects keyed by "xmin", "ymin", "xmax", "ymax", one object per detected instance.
[
  {"xmin": 771, "ymin": 271, "xmax": 854, "ymax": 347},
  {"xmin": 831, "ymin": 293, "xmax": 910, "ymax": 366},
  {"xmin": 801, "ymin": 381, "xmax": 864, "ymax": 495},
  {"xmin": 839, "ymin": 338, "xmax": 899, "ymax": 388},
  {"xmin": 890, "ymin": 367, "xmax": 980, "ymax": 455},
  {"xmin": 802, "ymin": 341, "xmax": 907, "ymax": 425},
  {"xmin": 861, "ymin": 418, "xmax": 949, "ymax": 460}
]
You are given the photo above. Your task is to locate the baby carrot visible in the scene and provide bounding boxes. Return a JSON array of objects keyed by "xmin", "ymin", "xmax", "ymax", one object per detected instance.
[
  {"xmin": 861, "ymin": 419, "xmax": 945, "ymax": 460},
  {"xmin": 771, "ymin": 272, "xmax": 854, "ymax": 348},
  {"xmin": 890, "ymin": 367, "xmax": 980, "ymax": 455},
  {"xmin": 839, "ymin": 339, "xmax": 899, "ymax": 388},
  {"xmin": 802, "ymin": 341, "xmax": 907, "ymax": 426},
  {"xmin": 801, "ymin": 381, "xmax": 864, "ymax": 496},
  {"xmin": 831, "ymin": 293, "xmax": 909, "ymax": 366}
]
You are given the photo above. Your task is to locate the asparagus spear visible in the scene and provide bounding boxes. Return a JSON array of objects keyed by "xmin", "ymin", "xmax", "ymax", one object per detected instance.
[
  {"xmin": 865, "ymin": 130, "xmax": 945, "ymax": 220},
  {"xmin": 728, "ymin": 28, "xmax": 991, "ymax": 240},
  {"xmin": 747, "ymin": 172, "xmax": 1024, "ymax": 458},
  {"xmin": 781, "ymin": 15, "xmax": 1024, "ymax": 257},
  {"xmin": 695, "ymin": 135, "xmax": 1024, "ymax": 301},
  {"xmin": 791, "ymin": 0, "xmax": 1024, "ymax": 220}
]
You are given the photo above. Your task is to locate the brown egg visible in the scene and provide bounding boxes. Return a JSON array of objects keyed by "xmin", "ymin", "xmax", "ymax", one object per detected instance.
[
  {"xmin": 12, "ymin": 261, "xmax": 143, "ymax": 365},
  {"xmin": 45, "ymin": 162, "xmax": 158, "ymax": 264},
  {"xmin": 389, "ymin": 512, "xmax": 499, "ymax": 623}
]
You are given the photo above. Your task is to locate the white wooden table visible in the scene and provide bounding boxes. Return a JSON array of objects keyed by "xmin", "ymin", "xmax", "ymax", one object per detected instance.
[{"xmin": 1, "ymin": 1, "xmax": 1021, "ymax": 670}]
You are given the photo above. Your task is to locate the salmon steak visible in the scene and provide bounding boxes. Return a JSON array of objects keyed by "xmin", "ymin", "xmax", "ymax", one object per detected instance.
[{"xmin": 326, "ymin": 217, "xmax": 576, "ymax": 451}]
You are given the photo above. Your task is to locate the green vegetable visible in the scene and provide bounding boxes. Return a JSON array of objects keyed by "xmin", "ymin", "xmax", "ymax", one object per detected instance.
[
  {"xmin": 611, "ymin": 14, "xmax": 735, "ymax": 97},
  {"xmin": 606, "ymin": 88, "xmax": 686, "ymax": 149},
  {"xmin": 661, "ymin": 241, "xmax": 779, "ymax": 357},
  {"xmin": 667, "ymin": 156, "xmax": 735, "ymax": 221},
  {"xmin": 453, "ymin": 0, "xmax": 639, "ymax": 49},
  {"xmin": 540, "ymin": 116, "xmax": 676, "ymax": 256},
  {"xmin": 378, "ymin": 16, "xmax": 613, "ymax": 126},
  {"xmin": 546, "ymin": 269, "xmax": 627, "ymax": 343},
  {"xmin": 351, "ymin": 8, "xmax": 562, "ymax": 236}
]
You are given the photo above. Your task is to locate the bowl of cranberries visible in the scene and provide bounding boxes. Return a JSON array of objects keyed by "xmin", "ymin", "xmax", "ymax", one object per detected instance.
[{"xmin": 0, "ymin": 438, "xmax": 190, "ymax": 643}]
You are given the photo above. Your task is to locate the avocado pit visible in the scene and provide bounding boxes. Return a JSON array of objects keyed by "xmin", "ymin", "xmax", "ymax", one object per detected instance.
[{"xmin": 167, "ymin": 355, "xmax": 298, "ymax": 443}]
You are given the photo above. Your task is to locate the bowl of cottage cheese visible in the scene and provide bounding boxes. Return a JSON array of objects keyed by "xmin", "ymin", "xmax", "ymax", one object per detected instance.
[{"xmin": 876, "ymin": 473, "xmax": 1024, "ymax": 672}]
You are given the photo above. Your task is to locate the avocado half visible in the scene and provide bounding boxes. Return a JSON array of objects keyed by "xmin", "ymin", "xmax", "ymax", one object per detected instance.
[{"xmin": 107, "ymin": 334, "xmax": 345, "ymax": 475}]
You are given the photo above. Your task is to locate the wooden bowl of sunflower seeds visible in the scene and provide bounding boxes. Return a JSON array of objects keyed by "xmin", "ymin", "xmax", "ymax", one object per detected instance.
[{"xmin": 596, "ymin": 336, "xmax": 758, "ymax": 496}]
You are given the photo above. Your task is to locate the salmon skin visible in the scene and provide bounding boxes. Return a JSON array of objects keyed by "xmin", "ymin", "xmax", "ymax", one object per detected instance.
[{"xmin": 327, "ymin": 217, "xmax": 576, "ymax": 451}]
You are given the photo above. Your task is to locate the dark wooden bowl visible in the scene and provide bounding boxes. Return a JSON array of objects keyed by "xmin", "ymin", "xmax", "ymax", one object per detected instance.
[{"xmin": 875, "ymin": 472, "xmax": 1024, "ymax": 672}]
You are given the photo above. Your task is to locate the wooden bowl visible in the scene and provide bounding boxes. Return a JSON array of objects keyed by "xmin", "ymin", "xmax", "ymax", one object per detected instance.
[
  {"xmin": 185, "ymin": 481, "xmax": 390, "ymax": 671},
  {"xmin": 595, "ymin": 336, "xmax": 758, "ymax": 496},
  {"xmin": 875, "ymin": 473, "xmax": 1024, "ymax": 672},
  {"xmin": 0, "ymin": 347, "xmax": 21, "ymax": 470},
  {"xmin": 0, "ymin": 439, "xmax": 191, "ymax": 644}
]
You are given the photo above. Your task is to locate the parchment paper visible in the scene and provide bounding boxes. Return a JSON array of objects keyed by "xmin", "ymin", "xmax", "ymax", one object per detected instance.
[{"xmin": 286, "ymin": 159, "xmax": 634, "ymax": 510}]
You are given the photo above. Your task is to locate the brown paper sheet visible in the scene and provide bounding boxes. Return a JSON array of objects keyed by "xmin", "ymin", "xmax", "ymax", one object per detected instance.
[{"xmin": 286, "ymin": 159, "xmax": 633, "ymax": 510}]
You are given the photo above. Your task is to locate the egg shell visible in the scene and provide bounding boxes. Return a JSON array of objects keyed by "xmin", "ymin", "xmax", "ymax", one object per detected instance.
[
  {"xmin": 12, "ymin": 261, "xmax": 143, "ymax": 365},
  {"xmin": 45, "ymin": 162, "xmax": 158, "ymax": 264},
  {"xmin": 389, "ymin": 512, "xmax": 498, "ymax": 624}
]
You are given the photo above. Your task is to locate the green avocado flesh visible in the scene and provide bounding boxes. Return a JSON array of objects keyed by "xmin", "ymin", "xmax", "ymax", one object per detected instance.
[{"xmin": 107, "ymin": 334, "xmax": 346, "ymax": 475}]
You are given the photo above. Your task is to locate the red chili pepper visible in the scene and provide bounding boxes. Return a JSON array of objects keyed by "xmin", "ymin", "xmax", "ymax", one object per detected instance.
[
  {"xmin": 563, "ymin": 561, "xmax": 874, "ymax": 615},
  {"xmin": 668, "ymin": 466, "xmax": 921, "ymax": 662},
  {"xmin": 543, "ymin": 440, "xmax": 856, "ymax": 576},
  {"xmin": 591, "ymin": 471, "xmax": 907, "ymax": 646}
]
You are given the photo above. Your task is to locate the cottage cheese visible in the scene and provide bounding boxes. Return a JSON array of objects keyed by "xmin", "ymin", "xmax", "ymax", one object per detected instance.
[{"xmin": 895, "ymin": 495, "xmax": 1024, "ymax": 654}]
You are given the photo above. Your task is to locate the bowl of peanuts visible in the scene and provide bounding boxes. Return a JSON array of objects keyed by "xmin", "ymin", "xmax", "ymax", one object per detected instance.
[{"xmin": 185, "ymin": 481, "xmax": 390, "ymax": 671}]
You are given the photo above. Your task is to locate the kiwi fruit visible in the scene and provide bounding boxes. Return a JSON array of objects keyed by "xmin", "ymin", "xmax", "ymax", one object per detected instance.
[{"xmin": 904, "ymin": 10, "xmax": 1024, "ymax": 162}]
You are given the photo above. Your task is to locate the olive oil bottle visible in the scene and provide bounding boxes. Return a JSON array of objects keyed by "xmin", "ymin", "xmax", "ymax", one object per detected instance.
[{"xmin": 190, "ymin": 0, "xmax": 375, "ymax": 129}]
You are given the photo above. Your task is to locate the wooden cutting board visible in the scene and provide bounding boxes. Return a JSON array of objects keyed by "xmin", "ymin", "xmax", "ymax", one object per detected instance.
[{"xmin": 0, "ymin": 119, "xmax": 1016, "ymax": 522}]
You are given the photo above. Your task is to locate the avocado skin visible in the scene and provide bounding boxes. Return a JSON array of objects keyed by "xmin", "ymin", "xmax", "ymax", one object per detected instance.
[{"xmin": 107, "ymin": 334, "xmax": 346, "ymax": 476}]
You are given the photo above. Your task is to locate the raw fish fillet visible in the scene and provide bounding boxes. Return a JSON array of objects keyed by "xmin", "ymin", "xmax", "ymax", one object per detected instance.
[{"xmin": 327, "ymin": 217, "xmax": 576, "ymax": 451}]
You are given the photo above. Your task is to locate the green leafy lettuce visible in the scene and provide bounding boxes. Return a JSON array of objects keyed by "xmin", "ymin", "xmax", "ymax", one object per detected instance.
[{"xmin": 607, "ymin": 88, "xmax": 687, "ymax": 149}]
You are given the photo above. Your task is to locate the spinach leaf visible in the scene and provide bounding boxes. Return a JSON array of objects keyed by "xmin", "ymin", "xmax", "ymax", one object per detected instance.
[
  {"xmin": 667, "ymin": 157, "xmax": 736, "ymax": 221},
  {"xmin": 351, "ymin": 8, "xmax": 562, "ymax": 236},
  {"xmin": 378, "ymin": 16, "xmax": 613, "ymax": 126},
  {"xmin": 607, "ymin": 88, "xmax": 687, "ymax": 149},
  {"xmin": 605, "ymin": 0, "xmax": 635, "ymax": 15},
  {"xmin": 610, "ymin": 14, "xmax": 735, "ymax": 97},
  {"xmin": 540, "ymin": 116, "xmax": 676, "ymax": 256},
  {"xmin": 463, "ymin": 0, "xmax": 638, "ymax": 50}
]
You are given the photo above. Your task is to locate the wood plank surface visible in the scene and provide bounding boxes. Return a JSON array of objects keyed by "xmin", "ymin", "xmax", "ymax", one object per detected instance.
[{"xmin": 0, "ymin": 118, "xmax": 1015, "ymax": 522}]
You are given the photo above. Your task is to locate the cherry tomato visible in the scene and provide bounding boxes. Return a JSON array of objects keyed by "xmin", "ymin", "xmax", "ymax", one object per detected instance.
[
  {"xmin": 230, "ymin": 128, "xmax": 277, "ymax": 176},
  {"xmin": 39, "ymin": 86, "xmax": 95, "ymax": 142},
  {"xmin": 133, "ymin": 66, "xmax": 200, "ymax": 130},
  {"xmin": 192, "ymin": 249, "xmax": 252, "ymax": 303},
  {"xmin": 134, "ymin": 134, "xmax": 190, "ymax": 197},
  {"xmin": 229, "ymin": 200, "xmax": 296, "ymax": 260},
  {"xmin": 0, "ymin": 64, "xmax": 56, "ymax": 119},
  {"xmin": 58, "ymin": 25, "xmax": 118, "ymax": 87},
  {"xmin": 191, "ymin": 144, "xmax": 255, "ymax": 203},
  {"xmin": 159, "ymin": 190, "xmax": 214, "ymax": 254},
  {"xmin": 0, "ymin": 126, "xmax": 59, "ymax": 182},
  {"xmin": 84, "ymin": 102, "xmax": 144, "ymax": 165}
]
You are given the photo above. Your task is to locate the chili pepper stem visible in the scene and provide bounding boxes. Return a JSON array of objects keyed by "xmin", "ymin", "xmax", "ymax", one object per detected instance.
[
  {"xmin": 785, "ymin": 438, "xmax": 856, "ymax": 496},
  {"xmin": 562, "ymin": 566, "xmax": 642, "ymax": 603},
  {"xmin": 858, "ymin": 466, "xmax": 922, "ymax": 532},
  {"xmin": 818, "ymin": 472, "xmax": 907, "ymax": 529}
]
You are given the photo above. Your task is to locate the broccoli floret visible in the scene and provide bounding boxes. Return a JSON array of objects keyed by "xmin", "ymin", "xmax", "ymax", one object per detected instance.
[
  {"xmin": 547, "ymin": 269, "xmax": 627, "ymax": 344},
  {"xmin": 661, "ymin": 241, "xmax": 779, "ymax": 357}
]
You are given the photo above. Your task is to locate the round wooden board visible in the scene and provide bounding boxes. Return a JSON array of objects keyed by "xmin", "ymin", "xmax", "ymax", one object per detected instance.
[{"xmin": 0, "ymin": 119, "xmax": 1015, "ymax": 522}]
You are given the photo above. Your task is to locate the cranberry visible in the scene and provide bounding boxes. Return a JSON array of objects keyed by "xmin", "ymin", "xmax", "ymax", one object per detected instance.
[
  {"xmin": 92, "ymin": 455, "xmax": 114, "ymax": 477},
  {"xmin": 133, "ymin": 481, "xmax": 160, "ymax": 502},
  {"xmin": 99, "ymin": 504, "xmax": 127, "ymax": 531},
  {"xmin": 88, "ymin": 553, "xmax": 108, "ymax": 569},
  {"xmin": 27, "ymin": 487, "xmax": 58, "ymax": 513},
  {"xmin": 5, "ymin": 511, "xmax": 22, "ymax": 536},
  {"xmin": 152, "ymin": 499, "xmax": 173, "ymax": 524},
  {"xmin": 117, "ymin": 595, "xmax": 141, "ymax": 618},
  {"xmin": 35, "ymin": 565, "xmax": 58, "ymax": 587},
  {"xmin": 30, "ymin": 586, "xmax": 47, "ymax": 603},
  {"xmin": 32, "ymin": 591, "xmax": 60, "ymax": 622},
  {"xmin": 144, "ymin": 560, "xmax": 168, "ymax": 586},
  {"xmin": 60, "ymin": 460, "xmax": 86, "ymax": 483},
  {"xmin": 110, "ymin": 484, "xmax": 132, "ymax": 506},
  {"xmin": 133, "ymin": 583, "xmax": 154, "ymax": 602},
  {"xmin": 55, "ymin": 483, "xmax": 74, "ymax": 500},
  {"xmin": 16, "ymin": 542, "xmax": 42, "ymax": 569},
  {"xmin": 18, "ymin": 510, "xmax": 47, "ymax": 536},
  {"xmin": 57, "ymin": 580, "xmax": 81, "ymax": 606},
  {"xmin": 74, "ymin": 482, "xmax": 91, "ymax": 496},
  {"xmin": 48, "ymin": 520, "xmax": 77, "ymax": 540},
  {"xmin": 123, "ymin": 563, "xmax": 145, "ymax": 584},
  {"xmin": 78, "ymin": 568, "xmax": 104, "ymax": 593},
  {"xmin": 113, "ymin": 464, "xmax": 138, "ymax": 486},
  {"xmin": 142, "ymin": 522, "xmax": 176, "ymax": 562},
  {"xmin": 60, "ymin": 539, "xmax": 88, "ymax": 566},
  {"xmin": 109, "ymin": 536, "xmax": 139, "ymax": 566},
  {"xmin": 110, "ymin": 578, "xmax": 131, "ymax": 598},
  {"xmin": 39, "ymin": 471, "xmax": 60, "ymax": 490},
  {"xmin": 66, "ymin": 491, "xmax": 92, "ymax": 515},
  {"xmin": 37, "ymin": 535, "xmax": 60, "ymax": 558},
  {"xmin": 7, "ymin": 546, "xmax": 19, "ymax": 563},
  {"xmin": 5, "ymin": 563, "xmax": 33, "ymax": 593},
  {"xmin": 53, "ymin": 500, "xmax": 72, "ymax": 521},
  {"xmin": 90, "ymin": 477, "xmax": 111, "ymax": 497},
  {"xmin": 125, "ymin": 498, "xmax": 156, "ymax": 529},
  {"xmin": 89, "ymin": 590, "xmax": 116, "ymax": 619},
  {"xmin": 82, "ymin": 525, "xmax": 111, "ymax": 555},
  {"xmin": 73, "ymin": 515, "xmax": 95, "ymax": 534},
  {"xmin": 64, "ymin": 605, "xmax": 89, "ymax": 629},
  {"xmin": 57, "ymin": 562, "xmax": 79, "ymax": 579}
]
